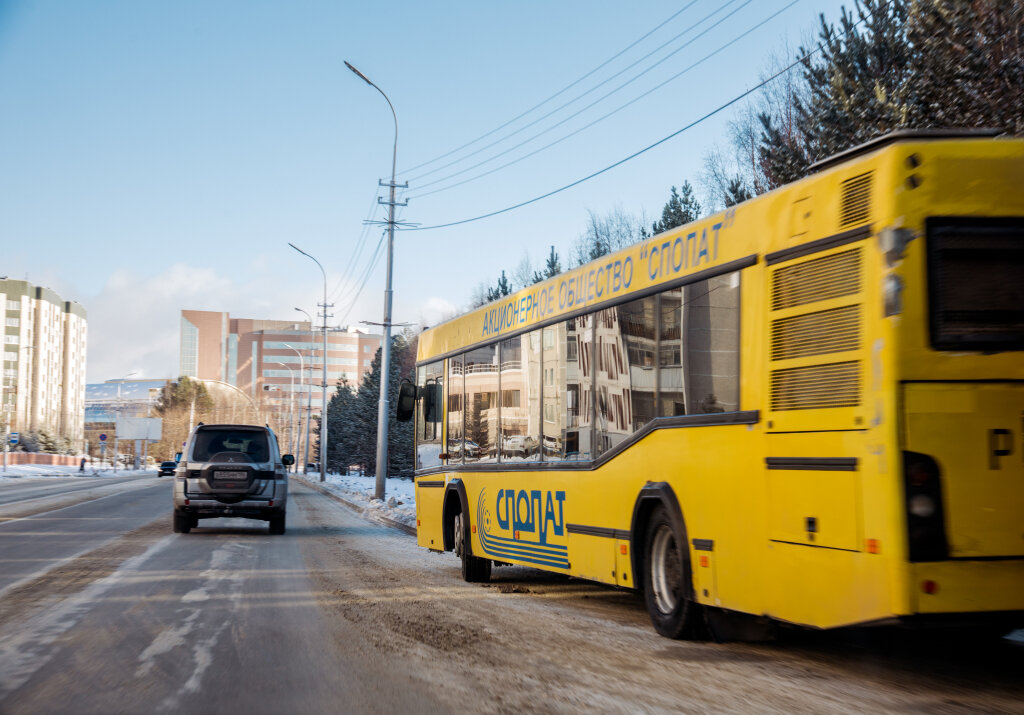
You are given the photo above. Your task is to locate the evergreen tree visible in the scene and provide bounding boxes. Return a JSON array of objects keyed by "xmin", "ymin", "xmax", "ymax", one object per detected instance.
[
  {"xmin": 532, "ymin": 245, "xmax": 562, "ymax": 283},
  {"xmin": 651, "ymin": 182, "xmax": 701, "ymax": 234},
  {"xmin": 724, "ymin": 177, "xmax": 753, "ymax": 207},
  {"xmin": 755, "ymin": 0, "xmax": 1023, "ymax": 188},
  {"xmin": 903, "ymin": 1, "xmax": 1024, "ymax": 134},
  {"xmin": 317, "ymin": 332, "xmax": 417, "ymax": 477},
  {"xmin": 486, "ymin": 271, "xmax": 513, "ymax": 302}
]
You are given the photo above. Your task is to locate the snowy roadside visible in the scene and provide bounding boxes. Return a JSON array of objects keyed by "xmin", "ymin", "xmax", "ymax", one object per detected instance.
[
  {"xmin": 0, "ymin": 465, "xmax": 155, "ymax": 482},
  {"xmin": 294, "ymin": 472, "xmax": 417, "ymax": 533}
]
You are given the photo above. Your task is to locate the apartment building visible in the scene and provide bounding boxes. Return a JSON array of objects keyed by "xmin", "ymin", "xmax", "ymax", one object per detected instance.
[{"xmin": 1, "ymin": 279, "xmax": 88, "ymax": 444}]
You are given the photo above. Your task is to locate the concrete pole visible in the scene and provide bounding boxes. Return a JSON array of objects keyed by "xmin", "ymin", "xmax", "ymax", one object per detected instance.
[
  {"xmin": 288, "ymin": 245, "xmax": 331, "ymax": 482},
  {"xmin": 345, "ymin": 60, "xmax": 403, "ymax": 501}
]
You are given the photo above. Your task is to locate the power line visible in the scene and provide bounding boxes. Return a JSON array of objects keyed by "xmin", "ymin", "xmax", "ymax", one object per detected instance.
[
  {"xmin": 405, "ymin": 0, "xmax": 744, "ymax": 186},
  {"xmin": 334, "ymin": 230, "xmax": 388, "ymax": 328},
  {"xmin": 328, "ymin": 189, "xmax": 384, "ymax": 303},
  {"xmin": 408, "ymin": 0, "xmax": 775, "ymax": 200},
  {"xmin": 397, "ymin": 1, "xmax": 704, "ymax": 178},
  {"xmin": 404, "ymin": 14, "xmax": 844, "ymax": 233}
]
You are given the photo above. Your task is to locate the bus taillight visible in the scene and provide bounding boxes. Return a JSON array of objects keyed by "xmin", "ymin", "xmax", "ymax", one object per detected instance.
[{"xmin": 903, "ymin": 451, "xmax": 949, "ymax": 562}]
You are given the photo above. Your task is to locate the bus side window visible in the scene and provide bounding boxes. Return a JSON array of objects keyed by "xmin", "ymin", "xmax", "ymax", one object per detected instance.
[{"xmin": 416, "ymin": 361, "xmax": 444, "ymax": 469}]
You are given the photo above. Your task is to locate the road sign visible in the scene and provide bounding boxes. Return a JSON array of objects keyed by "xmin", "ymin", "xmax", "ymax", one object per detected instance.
[
  {"xmin": 99, "ymin": 433, "xmax": 107, "ymax": 442},
  {"xmin": 9, "ymin": 432, "xmax": 18, "ymax": 445}
]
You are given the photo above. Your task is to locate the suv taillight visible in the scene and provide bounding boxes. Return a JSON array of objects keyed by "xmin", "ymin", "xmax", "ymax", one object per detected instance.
[{"xmin": 903, "ymin": 451, "xmax": 949, "ymax": 561}]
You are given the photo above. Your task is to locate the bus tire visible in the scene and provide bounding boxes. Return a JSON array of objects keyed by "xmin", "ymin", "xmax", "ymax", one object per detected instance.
[
  {"xmin": 454, "ymin": 511, "xmax": 490, "ymax": 583},
  {"xmin": 643, "ymin": 504, "xmax": 699, "ymax": 639}
]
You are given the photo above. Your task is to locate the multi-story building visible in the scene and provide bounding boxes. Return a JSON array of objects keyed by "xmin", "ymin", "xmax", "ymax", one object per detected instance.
[
  {"xmin": 179, "ymin": 309, "xmax": 381, "ymax": 400},
  {"xmin": 1, "ymin": 279, "xmax": 88, "ymax": 445}
]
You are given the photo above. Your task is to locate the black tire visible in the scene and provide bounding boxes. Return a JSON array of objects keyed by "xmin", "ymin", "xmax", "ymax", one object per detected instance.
[
  {"xmin": 173, "ymin": 512, "xmax": 191, "ymax": 534},
  {"xmin": 454, "ymin": 511, "xmax": 490, "ymax": 582},
  {"xmin": 268, "ymin": 513, "xmax": 286, "ymax": 535},
  {"xmin": 643, "ymin": 504, "xmax": 700, "ymax": 639}
]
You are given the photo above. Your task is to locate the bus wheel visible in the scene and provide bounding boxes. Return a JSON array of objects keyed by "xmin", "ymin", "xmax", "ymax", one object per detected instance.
[
  {"xmin": 644, "ymin": 505, "xmax": 699, "ymax": 638},
  {"xmin": 454, "ymin": 511, "xmax": 491, "ymax": 583}
]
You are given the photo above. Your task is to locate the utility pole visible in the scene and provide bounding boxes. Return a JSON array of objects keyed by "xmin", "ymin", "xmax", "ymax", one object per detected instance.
[{"xmin": 345, "ymin": 59, "xmax": 406, "ymax": 501}]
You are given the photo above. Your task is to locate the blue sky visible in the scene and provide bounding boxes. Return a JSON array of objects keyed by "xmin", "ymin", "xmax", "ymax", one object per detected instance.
[{"xmin": 0, "ymin": 0, "xmax": 848, "ymax": 381}]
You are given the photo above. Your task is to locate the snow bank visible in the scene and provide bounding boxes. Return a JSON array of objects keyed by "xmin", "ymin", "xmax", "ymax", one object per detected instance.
[
  {"xmin": 296, "ymin": 472, "xmax": 416, "ymax": 530},
  {"xmin": 0, "ymin": 464, "xmax": 154, "ymax": 482}
]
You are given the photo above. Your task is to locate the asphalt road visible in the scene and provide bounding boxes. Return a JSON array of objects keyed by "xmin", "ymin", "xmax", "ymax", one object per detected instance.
[
  {"xmin": 0, "ymin": 477, "xmax": 442, "ymax": 714},
  {"xmin": 1, "ymin": 475, "xmax": 1022, "ymax": 714}
]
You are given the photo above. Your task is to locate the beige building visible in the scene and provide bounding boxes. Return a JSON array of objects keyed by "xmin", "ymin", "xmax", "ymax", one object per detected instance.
[
  {"xmin": 179, "ymin": 309, "xmax": 381, "ymax": 400},
  {"xmin": 1, "ymin": 279, "xmax": 88, "ymax": 444}
]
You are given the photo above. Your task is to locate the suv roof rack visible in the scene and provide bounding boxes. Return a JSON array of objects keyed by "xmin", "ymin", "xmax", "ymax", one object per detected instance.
[{"xmin": 808, "ymin": 128, "xmax": 1003, "ymax": 174}]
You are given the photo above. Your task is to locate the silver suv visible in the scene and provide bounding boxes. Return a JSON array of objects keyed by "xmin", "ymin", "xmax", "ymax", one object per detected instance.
[{"xmin": 172, "ymin": 423, "xmax": 294, "ymax": 535}]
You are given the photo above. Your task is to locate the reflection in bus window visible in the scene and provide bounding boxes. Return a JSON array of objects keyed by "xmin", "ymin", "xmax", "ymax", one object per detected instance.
[
  {"xmin": 464, "ymin": 344, "xmax": 498, "ymax": 462},
  {"xmin": 416, "ymin": 361, "xmax": 443, "ymax": 469},
  {"xmin": 447, "ymin": 355, "xmax": 464, "ymax": 465},
  {"xmin": 659, "ymin": 289, "xmax": 686, "ymax": 416},
  {"xmin": 617, "ymin": 295, "xmax": 658, "ymax": 430},
  {"xmin": 679, "ymin": 272, "xmax": 740, "ymax": 414},
  {"xmin": 545, "ymin": 315, "xmax": 593, "ymax": 461},
  {"xmin": 595, "ymin": 307, "xmax": 632, "ymax": 455},
  {"xmin": 500, "ymin": 334, "xmax": 539, "ymax": 462}
]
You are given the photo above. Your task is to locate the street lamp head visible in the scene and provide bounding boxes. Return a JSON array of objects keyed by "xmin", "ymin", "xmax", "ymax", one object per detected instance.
[{"xmin": 344, "ymin": 60, "xmax": 374, "ymax": 87}]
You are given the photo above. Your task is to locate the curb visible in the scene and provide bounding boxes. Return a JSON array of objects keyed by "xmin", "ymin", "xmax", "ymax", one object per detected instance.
[{"xmin": 295, "ymin": 476, "xmax": 417, "ymax": 536}]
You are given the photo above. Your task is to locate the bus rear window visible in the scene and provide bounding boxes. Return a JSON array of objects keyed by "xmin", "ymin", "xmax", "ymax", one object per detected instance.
[{"xmin": 926, "ymin": 217, "xmax": 1024, "ymax": 351}]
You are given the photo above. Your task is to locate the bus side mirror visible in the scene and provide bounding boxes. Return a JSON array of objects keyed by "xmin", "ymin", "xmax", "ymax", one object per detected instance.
[
  {"xmin": 282, "ymin": 454, "xmax": 295, "ymax": 466},
  {"xmin": 174, "ymin": 452, "xmax": 182, "ymax": 463},
  {"xmin": 396, "ymin": 380, "xmax": 418, "ymax": 422}
]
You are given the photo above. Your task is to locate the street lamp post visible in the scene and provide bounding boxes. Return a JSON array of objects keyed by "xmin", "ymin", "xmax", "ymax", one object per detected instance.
[
  {"xmin": 283, "ymin": 342, "xmax": 306, "ymax": 473},
  {"xmin": 272, "ymin": 361, "xmax": 296, "ymax": 463},
  {"xmin": 196, "ymin": 379, "xmax": 262, "ymax": 424},
  {"xmin": 289, "ymin": 245, "xmax": 331, "ymax": 483},
  {"xmin": 346, "ymin": 59, "xmax": 403, "ymax": 501},
  {"xmin": 294, "ymin": 310, "xmax": 314, "ymax": 474}
]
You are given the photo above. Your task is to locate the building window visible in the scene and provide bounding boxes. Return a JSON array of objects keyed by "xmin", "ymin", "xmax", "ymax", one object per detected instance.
[
  {"xmin": 5, "ymin": 318, "xmax": 19, "ymax": 327},
  {"xmin": 6, "ymin": 300, "xmax": 20, "ymax": 310}
]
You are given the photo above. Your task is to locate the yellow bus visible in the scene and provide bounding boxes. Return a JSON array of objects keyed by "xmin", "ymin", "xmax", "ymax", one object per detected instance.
[{"xmin": 400, "ymin": 130, "xmax": 1024, "ymax": 639}]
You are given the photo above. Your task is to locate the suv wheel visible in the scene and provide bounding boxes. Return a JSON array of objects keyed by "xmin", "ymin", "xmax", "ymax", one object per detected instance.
[
  {"xmin": 173, "ymin": 512, "xmax": 192, "ymax": 534},
  {"xmin": 269, "ymin": 513, "xmax": 286, "ymax": 535}
]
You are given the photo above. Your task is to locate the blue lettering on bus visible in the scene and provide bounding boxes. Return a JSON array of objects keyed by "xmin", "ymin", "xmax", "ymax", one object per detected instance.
[
  {"xmin": 495, "ymin": 488, "xmax": 566, "ymax": 542},
  {"xmin": 481, "ymin": 220, "xmax": 720, "ymax": 338}
]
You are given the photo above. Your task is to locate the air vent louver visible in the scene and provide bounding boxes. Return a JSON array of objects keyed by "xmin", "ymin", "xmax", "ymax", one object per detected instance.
[
  {"xmin": 771, "ymin": 249, "xmax": 862, "ymax": 311},
  {"xmin": 770, "ymin": 362, "xmax": 860, "ymax": 410},
  {"xmin": 839, "ymin": 172, "xmax": 872, "ymax": 228},
  {"xmin": 771, "ymin": 305, "xmax": 860, "ymax": 361}
]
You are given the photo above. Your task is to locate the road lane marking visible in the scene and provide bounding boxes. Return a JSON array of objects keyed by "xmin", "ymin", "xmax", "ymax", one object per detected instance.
[{"xmin": 0, "ymin": 534, "xmax": 175, "ymax": 702}]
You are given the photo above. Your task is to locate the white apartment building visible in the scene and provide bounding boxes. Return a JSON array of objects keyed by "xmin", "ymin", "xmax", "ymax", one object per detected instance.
[{"xmin": 1, "ymin": 279, "xmax": 88, "ymax": 445}]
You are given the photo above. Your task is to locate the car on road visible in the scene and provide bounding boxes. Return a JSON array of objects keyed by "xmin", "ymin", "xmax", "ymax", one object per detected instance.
[
  {"xmin": 172, "ymin": 423, "xmax": 294, "ymax": 535},
  {"xmin": 157, "ymin": 461, "xmax": 177, "ymax": 477}
]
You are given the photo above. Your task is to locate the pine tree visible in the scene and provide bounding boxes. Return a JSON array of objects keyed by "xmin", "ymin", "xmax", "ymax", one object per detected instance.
[
  {"xmin": 903, "ymin": 1, "xmax": 1024, "ymax": 134},
  {"xmin": 651, "ymin": 182, "xmax": 701, "ymax": 235},
  {"xmin": 532, "ymin": 245, "xmax": 562, "ymax": 283},
  {"xmin": 724, "ymin": 177, "xmax": 753, "ymax": 207},
  {"xmin": 486, "ymin": 271, "xmax": 513, "ymax": 302},
  {"xmin": 318, "ymin": 333, "xmax": 417, "ymax": 477}
]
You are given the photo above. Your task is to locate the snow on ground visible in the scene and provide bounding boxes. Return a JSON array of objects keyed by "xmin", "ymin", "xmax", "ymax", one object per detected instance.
[
  {"xmin": 0, "ymin": 464, "xmax": 154, "ymax": 482},
  {"xmin": 297, "ymin": 472, "xmax": 416, "ymax": 529}
]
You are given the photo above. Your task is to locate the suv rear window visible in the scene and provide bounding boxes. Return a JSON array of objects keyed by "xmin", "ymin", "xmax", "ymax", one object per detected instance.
[{"xmin": 192, "ymin": 429, "xmax": 270, "ymax": 462}]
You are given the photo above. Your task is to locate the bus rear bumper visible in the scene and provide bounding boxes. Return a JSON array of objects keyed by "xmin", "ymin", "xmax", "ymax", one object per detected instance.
[{"xmin": 909, "ymin": 559, "xmax": 1024, "ymax": 616}]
